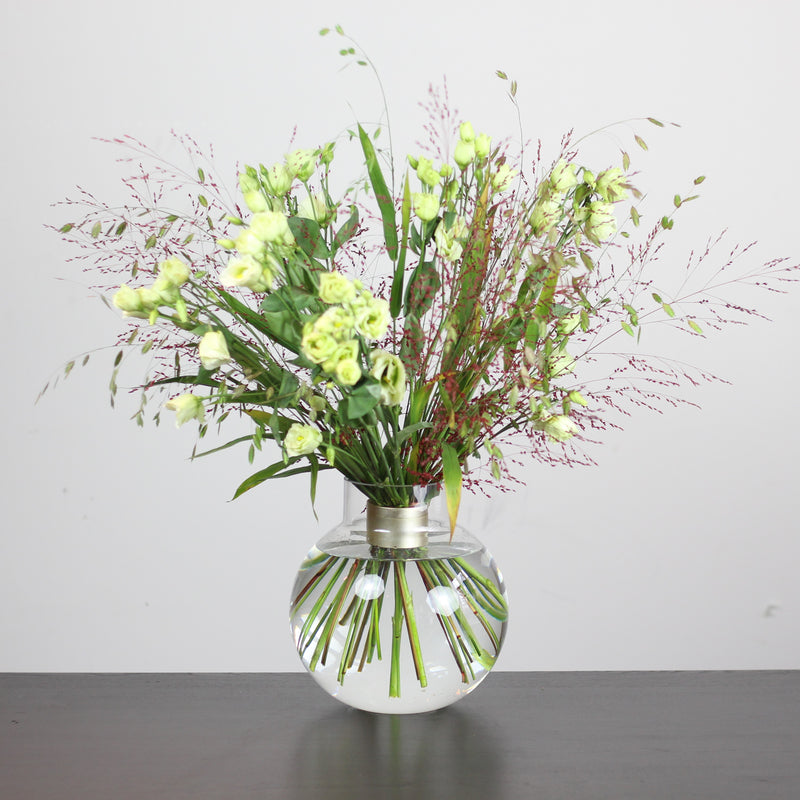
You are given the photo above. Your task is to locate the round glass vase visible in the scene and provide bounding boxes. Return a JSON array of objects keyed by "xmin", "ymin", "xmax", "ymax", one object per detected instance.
[{"xmin": 289, "ymin": 481, "xmax": 508, "ymax": 714}]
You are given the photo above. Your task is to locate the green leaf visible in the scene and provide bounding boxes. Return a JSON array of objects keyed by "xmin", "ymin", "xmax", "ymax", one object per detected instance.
[
  {"xmin": 622, "ymin": 151, "xmax": 630, "ymax": 171},
  {"xmin": 343, "ymin": 381, "xmax": 382, "ymax": 420},
  {"xmin": 331, "ymin": 204, "xmax": 359, "ymax": 255},
  {"xmin": 688, "ymin": 318, "xmax": 703, "ymax": 334},
  {"xmin": 91, "ymin": 222, "xmax": 102, "ymax": 238},
  {"xmin": 144, "ymin": 233, "xmax": 157, "ymax": 249},
  {"xmin": 579, "ymin": 250, "xmax": 594, "ymax": 271},
  {"xmin": 287, "ymin": 216, "xmax": 330, "ymax": 259},
  {"xmin": 403, "ymin": 258, "xmax": 440, "ymax": 317},
  {"xmin": 621, "ymin": 321, "xmax": 634, "ymax": 336},
  {"xmin": 232, "ymin": 458, "xmax": 332, "ymax": 499},
  {"xmin": 662, "ymin": 302, "xmax": 675, "ymax": 318},
  {"xmin": 496, "ymin": 69, "xmax": 508, "ymax": 79},
  {"xmin": 115, "ymin": 221, "xmax": 127, "ymax": 236},
  {"xmin": 390, "ymin": 173, "xmax": 412, "ymax": 318},
  {"xmin": 59, "ymin": 223, "xmax": 74, "ymax": 233},
  {"xmin": 393, "ymin": 421, "xmax": 432, "ymax": 447},
  {"xmin": 197, "ymin": 167, "xmax": 205, "ymax": 182},
  {"xmin": 651, "ymin": 292, "xmax": 663, "ymax": 303},
  {"xmin": 673, "ymin": 194, "xmax": 682, "ymax": 208},
  {"xmin": 261, "ymin": 285, "xmax": 319, "ymax": 314},
  {"xmin": 647, "ymin": 117, "xmax": 665, "ymax": 127},
  {"xmin": 634, "ymin": 134, "xmax": 648, "ymax": 151},
  {"xmin": 630, "ymin": 206, "xmax": 640, "ymax": 226},
  {"xmin": 358, "ymin": 124, "xmax": 398, "ymax": 260},
  {"xmin": 441, "ymin": 442, "xmax": 462, "ymax": 538},
  {"xmin": 694, "ymin": 175, "xmax": 706, "ymax": 185},
  {"xmin": 198, "ymin": 195, "xmax": 208, "ymax": 208}
]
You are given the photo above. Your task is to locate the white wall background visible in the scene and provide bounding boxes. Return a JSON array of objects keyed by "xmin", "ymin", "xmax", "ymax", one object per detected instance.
[{"xmin": 2, "ymin": 0, "xmax": 798, "ymax": 672}]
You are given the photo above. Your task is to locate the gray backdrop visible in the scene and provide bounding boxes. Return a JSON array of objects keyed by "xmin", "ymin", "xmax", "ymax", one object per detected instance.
[{"xmin": 2, "ymin": 0, "xmax": 798, "ymax": 672}]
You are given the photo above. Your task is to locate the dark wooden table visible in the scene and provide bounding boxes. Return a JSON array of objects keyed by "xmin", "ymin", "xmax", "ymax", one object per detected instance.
[{"xmin": 2, "ymin": 672, "xmax": 798, "ymax": 799}]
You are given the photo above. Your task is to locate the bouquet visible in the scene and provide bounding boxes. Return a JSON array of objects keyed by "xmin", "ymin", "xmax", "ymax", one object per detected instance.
[{"xmin": 47, "ymin": 28, "xmax": 797, "ymax": 708}]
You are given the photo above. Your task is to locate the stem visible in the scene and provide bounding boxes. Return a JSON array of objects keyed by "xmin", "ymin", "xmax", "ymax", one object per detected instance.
[
  {"xmin": 395, "ymin": 561, "xmax": 427, "ymax": 688},
  {"xmin": 390, "ymin": 566, "xmax": 403, "ymax": 698},
  {"xmin": 416, "ymin": 560, "xmax": 469, "ymax": 684}
]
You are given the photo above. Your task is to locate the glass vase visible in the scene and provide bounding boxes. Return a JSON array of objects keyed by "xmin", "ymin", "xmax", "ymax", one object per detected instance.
[{"xmin": 289, "ymin": 481, "xmax": 508, "ymax": 714}]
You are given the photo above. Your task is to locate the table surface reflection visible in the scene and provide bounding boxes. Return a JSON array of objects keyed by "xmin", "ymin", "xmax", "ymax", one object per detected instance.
[{"xmin": 1, "ymin": 672, "xmax": 798, "ymax": 799}]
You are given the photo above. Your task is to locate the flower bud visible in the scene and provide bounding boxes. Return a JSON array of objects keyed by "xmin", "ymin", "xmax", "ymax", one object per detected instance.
[
  {"xmin": 459, "ymin": 121, "xmax": 475, "ymax": 142},
  {"xmin": 198, "ymin": 330, "xmax": 231, "ymax": 371},
  {"xmin": 474, "ymin": 133, "xmax": 491, "ymax": 158},
  {"xmin": 243, "ymin": 190, "xmax": 269, "ymax": 213},
  {"xmin": 453, "ymin": 139, "xmax": 476, "ymax": 169}
]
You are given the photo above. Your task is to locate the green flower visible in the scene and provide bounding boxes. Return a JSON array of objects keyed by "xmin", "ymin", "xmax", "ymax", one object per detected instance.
[
  {"xmin": 434, "ymin": 221, "xmax": 464, "ymax": 263},
  {"xmin": 301, "ymin": 324, "xmax": 339, "ymax": 364},
  {"xmin": 335, "ymin": 358, "xmax": 362, "ymax": 386},
  {"xmin": 319, "ymin": 271, "xmax": 356, "ymax": 304},
  {"xmin": 297, "ymin": 193, "xmax": 335, "ymax": 226},
  {"xmin": 249, "ymin": 211, "xmax": 294, "ymax": 245},
  {"xmin": 158, "ymin": 256, "xmax": 190, "ymax": 287},
  {"xmin": 539, "ymin": 414, "xmax": 579, "ymax": 442},
  {"xmin": 321, "ymin": 339, "xmax": 360, "ymax": 374},
  {"xmin": 412, "ymin": 192, "xmax": 440, "ymax": 222},
  {"xmin": 595, "ymin": 168, "xmax": 627, "ymax": 203},
  {"xmin": 459, "ymin": 121, "xmax": 476, "ymax": 142},
  {"xmin": 112, "ymin": 284, "xmax": 143, "ymax": 314},
  {"xmin": 416, "ymin": 157, "xmax": 441, "ymax": 188},
  {"xmin": 243, "ymin": 190, "xmax": 269, "ymax": 213},
  {"xmin": 284, "ymin": 423, "xmax": 322, "ymax": 457},
  {"xmin": 317, "ymin": 306, "xmax": 356, "ymax": 340},
  {"xmin": 220, "ymin": 255, "xmax": 272, "ymax": 292},
  {"xmin": 165, "ymin": 394, "xmax": 205, "ymax": 427},
  {"xmin": 454, "ymin": 139, "xmax": 476, "ymax": 170},
  {"xmin": 235, "ymin": 228, "xmax": 267, "ymax": 258},
  {"xmin": 584, "ymin": 202, "xmax": 617, "ymax": 244},
  {"xmin": 492, "ymin": 163, "xmax": 516, "ymax": 192},
  {"xmin": 549, "ymin": 160, "xmax": 579, "ymax": 194},
  {"xmin": 474, "ymin": 133, "xmax": 492, "ymax": 159},
  {"xmin": 285, "ymin": 149, "xmax": 316, "ymax": 181},
  {"xmin": 354, "ymin": 299, "xmax": 390, "ymax": 340},
  {"xmin": 198, "ymin": 331, "xmax": 231, "ymax": 372},
  {"xmin": 263, "ymin": 163, "xmax": 293, "ymax": 196},
  {"xmin": 530, "ymin": 197, "xmax": 562, "ymax": 236},
  {"xmin": 370, "ymin": 350, "xmax": 407, "ymax": 405}
]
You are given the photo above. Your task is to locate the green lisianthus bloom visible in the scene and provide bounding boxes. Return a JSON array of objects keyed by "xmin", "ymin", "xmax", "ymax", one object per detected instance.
[
  {"xmin": 412, "ymin": 192, "xmax": 440, "ymax": 222},
  {"xmin": 370, "ymin": 350, "xmax": 407, "ymax": 405},
  {"xmin": 319, "ymin": 271, "xmax": 356, "ymax": 304},
  {"xmin": 354, "ymin": 299, "xmax": 390, "ymax": 340},
  {"xmin": 165, "ymin": 394, "xmax": 205, "ymax": 427},
  {"xmin": 284, "ymin": 423, "xmax": 323, "ymax": 457}
]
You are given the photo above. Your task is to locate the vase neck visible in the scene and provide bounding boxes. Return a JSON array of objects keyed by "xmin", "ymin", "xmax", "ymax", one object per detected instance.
[{"xmin": 365, "ymin": 501, "xmax": 429, "ymax": 549}]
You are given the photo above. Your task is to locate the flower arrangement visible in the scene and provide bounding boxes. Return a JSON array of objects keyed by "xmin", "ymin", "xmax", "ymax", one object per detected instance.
[
  {"xmin": 48, "ymin": 27, "xmax": 797, "ymax": 706},
  {"xmin": 50, "ymin": 30, "xmax": 795, "ymax": 525}
]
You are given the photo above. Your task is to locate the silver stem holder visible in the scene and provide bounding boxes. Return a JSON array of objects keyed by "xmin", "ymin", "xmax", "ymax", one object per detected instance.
[{"xmin": 366, "ymin": 502, "xmax": 429, "ymax": 549}]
